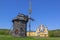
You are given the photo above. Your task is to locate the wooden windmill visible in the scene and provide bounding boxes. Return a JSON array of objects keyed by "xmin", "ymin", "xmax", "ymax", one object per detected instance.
[{"xmin": 9, "ymin": 0, "xmax": 34, "ymax": 37}]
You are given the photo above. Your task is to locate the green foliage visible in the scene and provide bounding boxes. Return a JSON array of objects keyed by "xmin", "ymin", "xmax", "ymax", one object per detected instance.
[
  {"xmin": 49, "ymin": 29, "xmax": 60, "ymax": 37},
  {"xmin": 0, "ymin": 29, "xmax": 9, "ymax": 35},
  {"xmin": 54, "ymin": 30, "xmax": 60, "ymax": 37}
]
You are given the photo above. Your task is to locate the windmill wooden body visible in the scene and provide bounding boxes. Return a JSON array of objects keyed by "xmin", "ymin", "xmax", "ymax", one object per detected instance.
[{"xmin": 12, "ymin": 14, "xmax": 28, "ymax": 37}]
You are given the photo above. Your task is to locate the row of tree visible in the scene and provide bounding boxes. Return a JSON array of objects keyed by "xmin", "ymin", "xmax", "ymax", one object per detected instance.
[
  {"xmin": 49, "ymin": 29, "xmax": 60, "ymax": 37},
  {"xmin": 0, "ymin": 29, "xmax": 9, "ymax": 35}
]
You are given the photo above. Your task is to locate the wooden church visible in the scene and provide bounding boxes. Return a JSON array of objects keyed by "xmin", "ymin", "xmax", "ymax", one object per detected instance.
[{"xmin": 27, "ymin": 25, "xmax": 48, "ymax": 37}]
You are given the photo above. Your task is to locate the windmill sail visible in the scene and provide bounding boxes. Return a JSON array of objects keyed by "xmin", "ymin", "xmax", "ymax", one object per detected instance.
[{"xmin": 29, "ymin": 0, "xmax": 32, "ymax": 14}]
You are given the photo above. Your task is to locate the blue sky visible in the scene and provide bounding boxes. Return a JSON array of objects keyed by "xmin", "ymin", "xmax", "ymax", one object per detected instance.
[{"xmin": 0, "ymin": 0, "xmax": 60, "ymax": 31}]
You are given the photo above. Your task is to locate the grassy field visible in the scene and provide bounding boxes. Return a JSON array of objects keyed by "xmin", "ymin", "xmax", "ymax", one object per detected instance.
[
  {"xmin": 0, "ymin": 35, "xmax": 60, "ymax": 40},
  {"xmin": 0, "ymin": 29, "xmax": 60, "ymax": 40}
]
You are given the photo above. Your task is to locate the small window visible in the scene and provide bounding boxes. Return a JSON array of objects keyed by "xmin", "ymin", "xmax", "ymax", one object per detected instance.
[{"xmin": 15, "ymin": 29, "xmax": 19, "ymax": 34}]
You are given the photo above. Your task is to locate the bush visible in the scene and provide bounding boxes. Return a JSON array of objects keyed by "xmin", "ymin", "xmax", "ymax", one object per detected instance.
[
  {"xmin": 49, "ymin": 30, "xmax": 60, "ymax": 37},
  {"xmin": 0, "ymin": 29, "xmax": 9, "ymax": 35}
]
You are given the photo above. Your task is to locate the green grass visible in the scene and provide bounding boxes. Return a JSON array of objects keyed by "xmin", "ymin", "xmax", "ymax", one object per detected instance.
[{"xmin": 0, "ymin": 35, "xmax": 60, "ymax": 40}]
